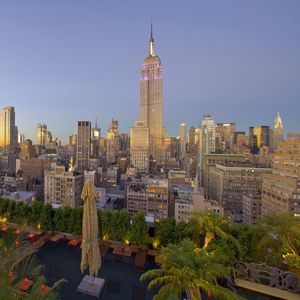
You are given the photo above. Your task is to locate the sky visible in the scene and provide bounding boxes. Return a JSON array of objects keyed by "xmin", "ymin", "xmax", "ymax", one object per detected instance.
[{"xmin": 0, "ymin": 0, "xmax": 299, "ymax": 143}]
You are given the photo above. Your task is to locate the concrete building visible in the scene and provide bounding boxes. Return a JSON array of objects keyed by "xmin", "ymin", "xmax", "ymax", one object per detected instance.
[
  {"xmin": 188, "ymin": 126, "xmax": 197, "ymax": 155},
  {"xmin": 175, "ymin": 192, "xmax": 223, "ymax": 223},
  {"xmin": 147, "ymin": 178, "xmax": 169, "ymax": 219},
  {"xmin": 249, "ymin": 126, "xmax": 270, "ymax": 154},
  {"xmin": 130, "ymin": 121, "xmax": 149, "ymax": 172},
  {"xmin": 126, "ymin": 177, "xmax": 169, "ymax": 220},
  {"xmin": 233, "ymin": 131, "xmax": 249, "ymax": 154},
  {"xmin": 0, "ymin": 106, "xmax": 17, "ymax": 154},
  {"xmin": 20, "ymin": 139, "xmax": 36, "ymax": 160},
  {"xmin": 76, "ymin": 121, "xmax": 91, "ymax": 171},
  {"xmin": 242, "ymin": 193, "xmax": 262, "ymax": 224},
  {"xmin": 140, "ymin": 25, "xmax": 165, "ymax": 165},
  {"xmin": 106, "ymin": 119, "xmax": 120, "ymax": 164},
  {"xmin": 209, "ymin": 163, "xmax": 272, "ymax": 221},
  {"xmin": 215, "ymin": 123, "xmax": 236, "ymax": 153},
  {"xmin": 168, "ymin": 169, "xmax": 186, "ymax": 185},
  {"xmin": 44, "ymin": 165, "xmax": 84, "ymax": 208},
  {"xmin": 91, "ymin": 125, "xmax": 101, "ymax": 159},
  {"xmin": 203, "ymin": 153, "xmax": 245, "ymax": 199},
  {"xmin": 36, "ymin": 124, "xmax": 52, "ymax": 147},
  {"xmin": 127, "ymin": 180, "xmax": 148, "ymax": 215},
  {"xmin": 198, "ymin": 115, "xmax": 216, "ymax": 186},
  {"xmin": 261, "ymin": 140, "xmax": 300, "ymax": 216}
]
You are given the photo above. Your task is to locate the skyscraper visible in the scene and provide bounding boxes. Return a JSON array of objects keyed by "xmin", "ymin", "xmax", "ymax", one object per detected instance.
[
  {"xmin": 140, "ymin": 24, "xmax": 165, "ymax": 165},
  {"xmin": 130, "ymin": 121, "xmax": 150, "ymax": 172},
  {"xmin": 106, "ymin": 119, "xmax": 120, "ymax": 164},
  {"xmin": 273, "ymin": 112, "xmax": 284, "ymax": 149},
  {"xmin": 36, "ymin": 124, "xmax": 47, "ymax": 146},
  {"xmin": 76, "ymin": 121, "xmax": 91, "ymax": 171},
  {"xmin": 198, "ymin": 115, "xmax": 216, "ymax": 186},
  {"xmin": 249, "ymin": 126, "xmax": 270, "ymax": 154},
  {"xmin": 0, "ymin": 106, "xmax": 16, "ymax": 154},
  {"xmin": 179, "ymin": 123, "xmax": 186, "ymax": 159}
]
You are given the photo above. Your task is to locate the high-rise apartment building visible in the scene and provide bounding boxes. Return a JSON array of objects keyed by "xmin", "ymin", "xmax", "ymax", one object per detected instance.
[
  {"xmin": 44, "ymin": 165, "xmax": 84, "ymax": 208},
  {"xmin": 0, "ymin": 106, "xmax": 17, "ymax": 154},
  {"xmin": 179, "ymin": 123, "xmax": 186, "ymax": 159},
  {"xmin": 261, "ymin": 140, "xmax": 300, "ymax": 216},
  {"xmin": 76, "ymin": 121, "xmax": 91, "ymax": 171},
  {"xmin": 130, "ymin": 121, "xmax": 149, "ymax": 172},
  {"xmin": 106, "ymin": 119, "xmax": 120, "ymax": 164},
  {"xmin": 249, "ymin": 126, "xmax": 270, "ymax": 154},
  {"xmin": 140, "ymin": 25, "xmax": 165, "ymax": 165}
]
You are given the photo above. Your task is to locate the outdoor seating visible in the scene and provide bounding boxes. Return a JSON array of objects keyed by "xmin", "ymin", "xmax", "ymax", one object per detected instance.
[
  {"xmin": 49, "ymin": 234, "xmax": 64, "ymax": 243},
  {"xmin": 17, "ymin": 277, "xmax": 33, "ymax": 291},
  {"xmin": 39, "ymin": 283, "xmax": 50, "ymax": 296},
  {"xmin": 69, "ymin": 239, "xmax": 81, "ymax": 247}
]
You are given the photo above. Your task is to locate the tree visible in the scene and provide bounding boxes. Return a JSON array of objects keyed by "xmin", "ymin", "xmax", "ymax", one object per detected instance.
[
  {"xmin": 29, "ymin": 201, "xmax": 43, "ymax": 227},
  {"xmin": 258, "ymin": 214, "xmax": 300, "ymax": 255},
  {"xmin": 68, "ymin": 207, "xmax": 83, "ymax": 235},
  {"xmin": 0, "ymin": 230, "xmax": 65, "ymax": 299},
  {"xmin": 252, "ymin": 214, "xmax": 300, "ymax": 268},
  {"xmin": 101, "ymin": 210, "xmax": 112, "ymax": 239},
  {"xmin": 141, "ymin": 239, "xmax": 244, "ymax": 300},
  {"xmin": 130, "ymin": 212, "xmax": 148, "ymax": 249},
  {"xmin": 40, "ymin": 203, "xmax": 54, "ymax": 231},
  {"xmin": 186, "ymin": 213, "xmax": 239, "ymax": 251},
  {"xmin": 109, "ymin": 210, "xmax": 130, "ymax": 242},
  {"xmin": 155, "ymin": 217, "xmax": 177, "ymax": 246}
]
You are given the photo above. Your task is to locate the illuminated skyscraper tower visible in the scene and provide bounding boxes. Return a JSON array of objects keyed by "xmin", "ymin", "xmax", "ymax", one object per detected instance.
[
  {"xmin": 273, "ymin": 112, "xmax": 284, "ymax": 149},
  {"xmin": 140, "ymin": 24, "xmax": 165, "ymax": 165},
  {"xmin": 0, "ymin": 106, "xmax": 17, "ymax": 154}
]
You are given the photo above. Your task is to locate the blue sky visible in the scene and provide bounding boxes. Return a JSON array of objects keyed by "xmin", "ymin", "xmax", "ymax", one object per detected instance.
[{"xmin": 0, "ymin": 1, "xmax": 299, "ymax": 143}]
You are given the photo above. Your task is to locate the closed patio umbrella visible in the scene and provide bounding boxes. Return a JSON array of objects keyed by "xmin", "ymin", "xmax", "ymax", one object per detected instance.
[{"xmin": 80, "ymin": 180, "xmax": 101, "ymax": 277}]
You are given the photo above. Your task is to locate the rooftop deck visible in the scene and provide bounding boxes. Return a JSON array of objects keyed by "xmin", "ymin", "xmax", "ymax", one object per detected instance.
[{"xmin": 38, "ymin": 241, "xmax": 156, "ymax": 300}]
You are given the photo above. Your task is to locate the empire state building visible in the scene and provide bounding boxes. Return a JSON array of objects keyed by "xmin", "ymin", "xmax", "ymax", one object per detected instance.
[{"xmin": 140, "ymin": 25, "xmax": 165, "ymax": 164}]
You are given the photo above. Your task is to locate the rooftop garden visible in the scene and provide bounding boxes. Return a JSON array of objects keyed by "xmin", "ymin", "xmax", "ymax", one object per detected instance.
[{"xmin": 0, "ymin": 197, "xmax": 300, "ymax": 299}]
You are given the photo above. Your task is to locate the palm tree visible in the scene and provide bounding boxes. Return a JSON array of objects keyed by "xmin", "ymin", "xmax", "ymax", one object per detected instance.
[
  {"xmin": 141, "ymin": 239, "xmax": 244, "ymax": 300},
  {"xmin": 0, "ymin": 229, "xmax": 65, "ymax": 299},
  {"xmin": 185, "ymin": 212, "xmax": 240, "ymax": 251},
  {"xmin": 258, "ymin": 214, "xmax": 300, "ymax": 255}
]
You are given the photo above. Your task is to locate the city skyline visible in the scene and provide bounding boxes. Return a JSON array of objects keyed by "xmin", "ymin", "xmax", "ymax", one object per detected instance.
[{"xmin": 0, "ymin": 1, "xmax": 299, "ymax": 143}]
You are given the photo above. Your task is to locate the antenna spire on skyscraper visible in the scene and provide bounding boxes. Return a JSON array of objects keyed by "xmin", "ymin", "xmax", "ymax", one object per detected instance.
[{"xmin": 149, "ymin": 20, "xmax": 155, "ymax": 56}]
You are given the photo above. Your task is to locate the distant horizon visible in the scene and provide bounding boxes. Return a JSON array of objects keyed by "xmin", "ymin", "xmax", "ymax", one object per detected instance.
[{"xmin": 0, "ymin": 1, "xmax": 299, "ymax": 143}]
